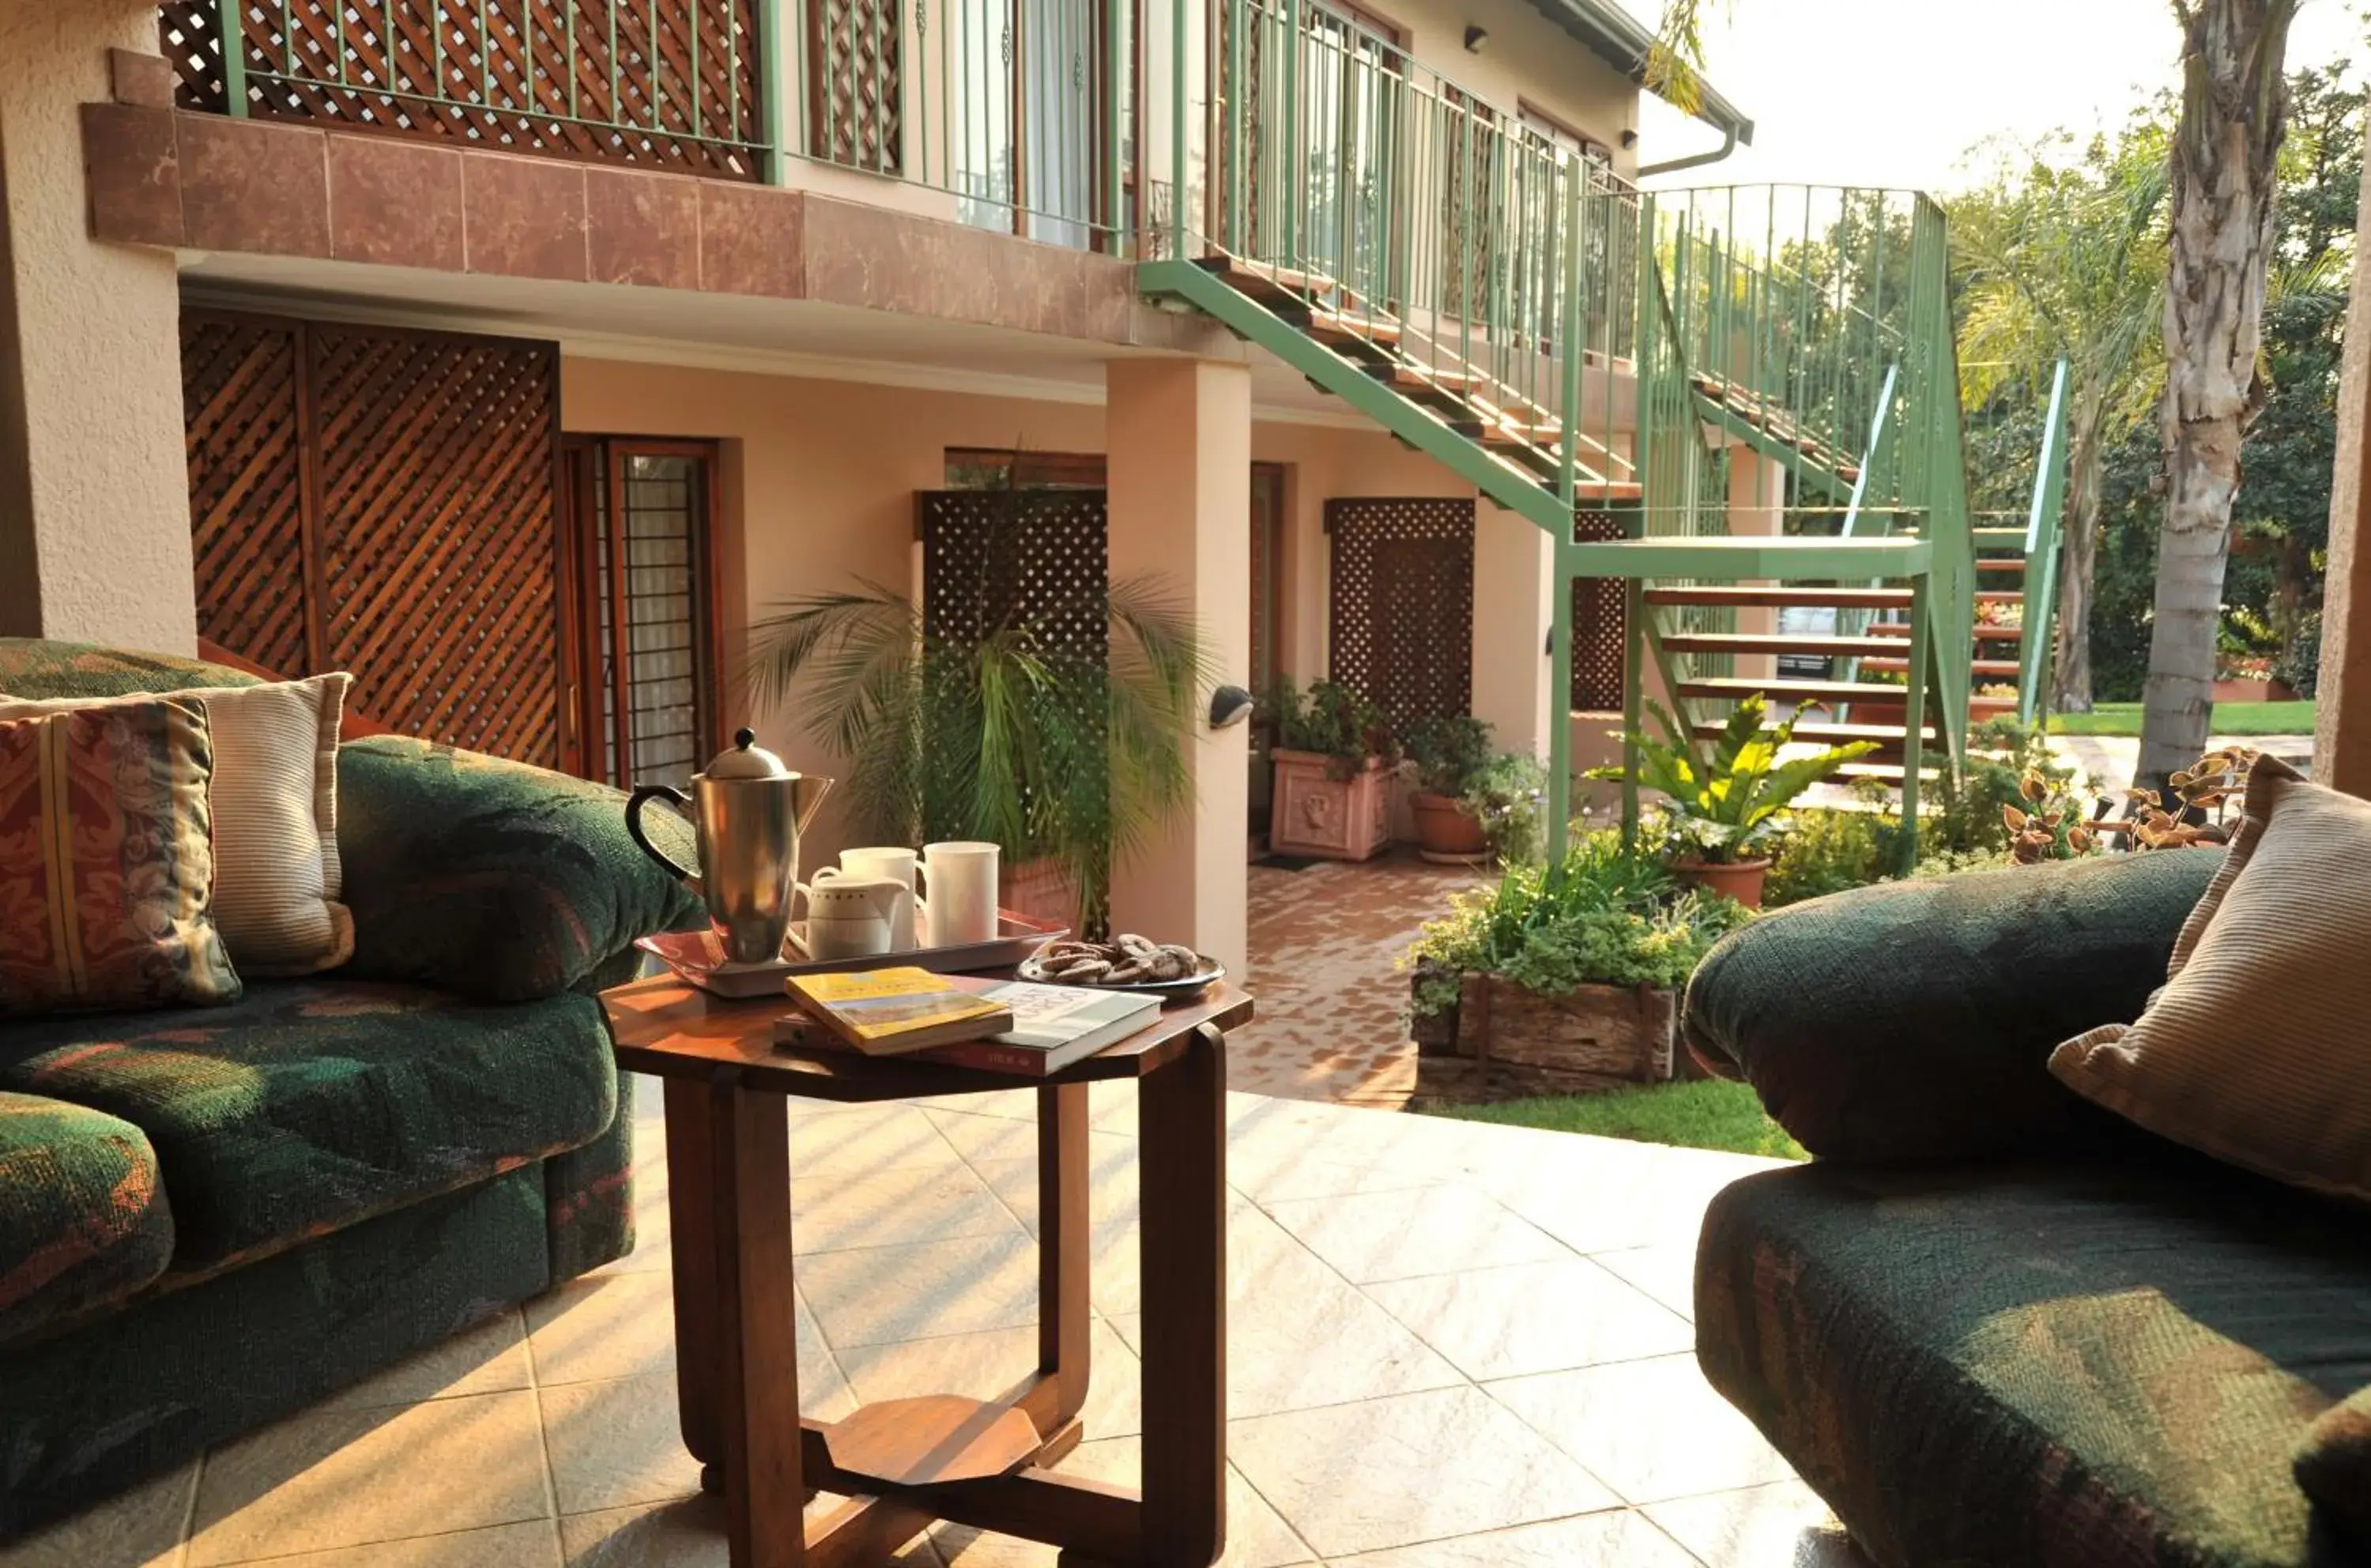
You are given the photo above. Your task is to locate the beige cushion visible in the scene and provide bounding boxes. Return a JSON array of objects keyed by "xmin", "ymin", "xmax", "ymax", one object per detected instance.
[
  {"xmin": 2049, "ymin": 754, "xmax": 2371, "ymax": 1204},
  {"xmin": 0, "ymin": 675, "xmax": 354, "ymax": 975}
]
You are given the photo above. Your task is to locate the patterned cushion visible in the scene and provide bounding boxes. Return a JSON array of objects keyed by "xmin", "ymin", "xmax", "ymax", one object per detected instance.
[
  {"xmin": 0, "ymin": 1091, "xmax": 173, "ymax": 1346},
  {"xmin": 0, "ymin": 700, "xmax": 243, "ymax": 1016},
  {"xmin": 2296, "ymin": 1386, "xmax": 2371, "ymax": 1543},
  {"xmin": 2, "ymin": 676, "xmax": 356, "ymax": 977},
  {"xmin": 2053, "ymin": 756, "xmax": 2371, "ymax": 1206},
  {"xmin": 1681, "ymin": 850, "xmax": 2224, "ymax": 1162},
  {"xmin": 1697, "ymin": 1153, "xmax": 2371, "ymax": 1568},
  {"xmin": 337, "ymin": 736, "xmax": 703, "ymax": 1003},
  {"xmin": 0, "ymin": 639, "xmax": 260, "ymax": 702},
  {"xmin": 0, "ymin": 979, "xmax": 616, "ymax": 1266}
]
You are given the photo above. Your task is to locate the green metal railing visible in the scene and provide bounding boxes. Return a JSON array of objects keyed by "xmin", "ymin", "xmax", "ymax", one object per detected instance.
[{"xmin": 2015, "ymin": 360, "xmax": 2072, "ymax": 722}]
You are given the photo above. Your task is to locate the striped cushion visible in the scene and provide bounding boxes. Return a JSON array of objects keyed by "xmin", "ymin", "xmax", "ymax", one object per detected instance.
[
  {"xmin": 2051, "ymin": 754, "xmax": 2371, "ymax": 1204},
  {"xmin": 0, "ymin": 700, "xmax": 241, "ymax": 1013},
  {"xmin": 0, "ymin": 676, "xmax": 353, "ymax": 975}
]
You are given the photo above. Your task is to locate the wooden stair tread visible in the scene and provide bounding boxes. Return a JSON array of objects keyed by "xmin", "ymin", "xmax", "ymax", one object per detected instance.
[
  {"xmin": 1860, "ymin": 655, "xmax": 2022, "ymax": 676},
  {"xmin": 1691, "ymin": 721, "xmax": 1935, "ymax": 744},
  {"xmin": 1299, "ymin": 307, "xmax": 1402, "ymax": 346},
  {"xmin": 1662, "ymin": 632, "xmax": 1913, "ymax": 658},
  {"xmin": 1376, "ymin": 360, "xmax": 1490, "ymax": 395},
  {"xmin": 1867, "ymin": 623, "xmax": 2022, "ymax": 643},
  {"xmin": 1196, "ymin": 253, "xmax": 1340, "ymax": 303},
  {"xmin": 1671, "ymin": 677, "xmax": 1967, "ymax": 705},
  {"xmin": 1643, "ymin": 586, "xmax": 1914, "ymax": 610},
  {"xmin": 1977, "ymin": 590, "xmax": 2023, "ymax": 605},
  {"xmin": 1977, "ymin": 558, "xmax": 2026, "ymax": 574}
]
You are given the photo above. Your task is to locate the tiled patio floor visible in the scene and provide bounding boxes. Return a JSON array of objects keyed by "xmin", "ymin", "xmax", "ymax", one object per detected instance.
[
  {"xmin": 3, "ymin": 1074, "xmax": 1867, "ymax": 1568},
  {"xmin": 1231, "ymin": 854, "xmax": 1485, "ymax": 1108}
]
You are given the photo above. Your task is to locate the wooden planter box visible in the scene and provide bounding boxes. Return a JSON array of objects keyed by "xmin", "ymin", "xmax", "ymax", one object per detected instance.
[
  {"xmin": 1411, "ymin": 971, "xmax": 1675, "ymax": 1102},
  {"xmin": 2211, "ymin": 677, "xmax": 2300, "ymax": 703},
  {"xmin": 1268, "ymin": 749, "xmax": 1392, "ymax": 862}
]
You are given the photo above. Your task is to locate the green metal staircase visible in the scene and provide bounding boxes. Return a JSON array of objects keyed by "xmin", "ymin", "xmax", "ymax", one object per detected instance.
[{"xmin": 1134, "ymin": 0, "xmax": 2068, "ymax": 864}]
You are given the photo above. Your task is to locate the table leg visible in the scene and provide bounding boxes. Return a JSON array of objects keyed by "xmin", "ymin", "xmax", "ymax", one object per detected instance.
[
  {"xmin": 1038, "ymin": 1082, "xmax": 1092, "ymax": 1431},
  {"xmin": 1136, "ymin": 1024, "xmax": 1227, "ymax": 1568},
  {"xmin": 704, "ymin": 1072, "xmax": 807, "ymax": 1568},
  {"xmin": 662, "ymin": 1078, "xmax": 719, "ymax": 1473}
]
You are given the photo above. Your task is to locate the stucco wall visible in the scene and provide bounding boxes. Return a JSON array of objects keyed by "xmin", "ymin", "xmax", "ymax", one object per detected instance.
[
  {"xmin": 0, "ymin": 3, "xmax": 194, "ymax": 652},
  {"xmin": 561, "ymin": 356, "xmax": 1565, "ymax": 867},
  {"xmin": 1377, "ymin": 0, "xmax": 1642, "ymax": 173}
]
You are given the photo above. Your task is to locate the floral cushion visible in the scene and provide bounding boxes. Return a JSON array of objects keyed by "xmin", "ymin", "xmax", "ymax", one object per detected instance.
[
  {"xmin": 336, "ymin": 736, "xmax": 703, "ymax": 1003},
  {"xmin": 1681, "ymin": 850, "xmax": 2225, "ymax": 1163},
  {"xmin": 0, "ymin": 1091, "xmax": 174, "ymax": 1346},
  {"xmin": 0, "ymin": 700, "xmax": 242, "ymax": 1016},
  {"xmin": 1698, "ymin": 1152, "xmax": 2371, "ymax": 1568},
  {"xmin": 0, "ymin": 639, "xmax": 260, "ymax": 702},
  {"xmin": 0, "ymin": 979, "xmax": 616, "ymax": 1266}
]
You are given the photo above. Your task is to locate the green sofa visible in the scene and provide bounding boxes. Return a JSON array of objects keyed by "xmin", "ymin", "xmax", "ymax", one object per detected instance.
[
  {"xmin": 1684, "ymin": 853, "xmax": 2371, "ymax": 1568},
  {"xmin": 0, "ymin": 639, "xmax": 703, "ymax": 1540}
]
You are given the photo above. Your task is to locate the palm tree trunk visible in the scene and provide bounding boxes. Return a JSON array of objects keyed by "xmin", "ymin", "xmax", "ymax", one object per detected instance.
[
  {"xmin": 2136, "ymin": 0, "xmax": 2294, "ymax": 797},
  {"xmin": 2052, "ymin": 415, "xmax": 2105, "ymax": 713}
]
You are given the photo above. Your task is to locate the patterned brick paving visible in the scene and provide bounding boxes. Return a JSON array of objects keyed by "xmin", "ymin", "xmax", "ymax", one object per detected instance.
[{"xmin": 1233, "ymin": 851, "xmax": 1488, "ymax": 1108}]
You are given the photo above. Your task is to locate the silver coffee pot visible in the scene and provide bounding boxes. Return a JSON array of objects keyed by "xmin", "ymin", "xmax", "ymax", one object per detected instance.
[{"xmin": 626, "ymin": 729, "xmax": 835, "ymax": 966}]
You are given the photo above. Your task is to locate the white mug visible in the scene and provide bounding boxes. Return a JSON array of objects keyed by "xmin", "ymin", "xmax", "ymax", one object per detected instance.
[
  {"xmin": 813, "ymin": 848, "xmax": 919, "ymax": 951},
  {"xmin": 918, "ymin": 841, "xmax": 1001, "ymax": 946}
]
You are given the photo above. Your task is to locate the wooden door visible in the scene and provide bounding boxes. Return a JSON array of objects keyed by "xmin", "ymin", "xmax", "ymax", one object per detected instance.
[
  {"xmin": 1324, "ymin": 496, "xmax": 1472, "ymax": 726},
  {"xmin": 181, "ymin": 308, "xmax": 573, "ymax": 768},
  {"xmin": 564, "ymin": 437, "xmax": 725, "ymax": 788}
]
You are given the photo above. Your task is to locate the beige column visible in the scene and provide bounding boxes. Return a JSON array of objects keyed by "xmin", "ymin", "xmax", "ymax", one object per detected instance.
[
  {"xmin": 0, "ymin": 1, "xmax": 194, "ymax": 651},
  {"xmin": 1105, "ymin": 359, "xmax": 1252, "ymax": 974},
  {"xmin": 1470, "ymin": 504, "xmax": 1555, "ymax": 760},
  {"xmin": 1725, "ymin": 447, "xmax": 1788, "ymax": 688},
  {"xmin": 2316, "ymin": 146, "xmax": 2371, "ymax": 797}
]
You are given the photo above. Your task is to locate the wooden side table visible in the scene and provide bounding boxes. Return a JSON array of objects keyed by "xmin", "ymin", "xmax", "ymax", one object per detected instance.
[{"xmin": 598, "ymin": 975, "xmax": 1253, "ymax": 1568}]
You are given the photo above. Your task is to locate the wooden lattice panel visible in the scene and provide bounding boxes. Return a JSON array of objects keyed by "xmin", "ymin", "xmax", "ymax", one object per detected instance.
[
  {"xmin": 808, "ymin": 0, "xmax": 903, "ymax": 172},
  {"xmin": 1326, "ymin": 498, "xmax": 1474, "ymax": 726},
  {"xmin": 159, "ymin": 0, "xmax": 766, "ymax": 179},
  {"xmin": 160, "ymin": 0, "xmax": 228, "ymax": 111},
  {"xmin": 1570, "ymin": 508, "xmax": 1625, "ymax": 711},
  {"xmin": 184, "ymin": 312, "xmax": 311, "ymax": 677},
  {"xmin": 311, "ymin": 326, "xmax": 562, "ymax": 764}
]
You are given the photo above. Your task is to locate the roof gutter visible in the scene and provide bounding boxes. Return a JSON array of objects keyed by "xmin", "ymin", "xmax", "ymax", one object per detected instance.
[{"xmin": 1638, "ymin": 121, "xmax": 1740, "ymax": 180}]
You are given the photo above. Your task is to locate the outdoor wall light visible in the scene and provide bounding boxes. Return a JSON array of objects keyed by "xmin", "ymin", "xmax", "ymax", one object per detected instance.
[
  {"xmin": 1208, "ymin": 685, "xmax": 1257, "ymax": 730},
  {"xmin": 1463, "ymin": 24, "xmax": 1489, "ymax": 51},
  {"xmin": 1620, "ymin": 128, "xmax": 1639, "ymax": 149}
]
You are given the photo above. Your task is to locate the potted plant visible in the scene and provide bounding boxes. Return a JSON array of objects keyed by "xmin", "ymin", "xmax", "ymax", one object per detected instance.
[
  {"xmin": 1462, "ymin": 750, "xmax": 1547, "ymax": 865},
  {"xmin": 1585, "ymin": 695, "xmax": 1878, "ymax": 909},
  {"xmin": 748, "ymin": 462, "xmax": 1208, "ymax": 936},
  {"xmin": 1402, "ymin": 831, "xmax": 1750, "ymax": 1091},
  {"xmin": 1265, "ymin": 677, "xmax": 1396, "ymax": 861},
  {"xmin": 1400, "ymin": 714, "xmax": 1496, "ymax": 861}
]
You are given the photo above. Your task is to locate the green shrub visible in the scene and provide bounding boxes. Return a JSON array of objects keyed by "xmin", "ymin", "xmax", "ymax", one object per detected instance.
[
  {"xmin": 1404, "ymin": 831, "xmax": 1751, "ymax": 1012},
  {"xmin": 1764, "ymin": 800, "xmax": 1905, "ymax": 907},
  {"xmin": 1265, "ymin": 677, "xmax": 1393, "ymax": 776},
  {"xmin": 2273, "ymin": 611, "xmax": 2322, "ymax": 699},
  {"xmin": 1464, "ymin": 751, "xmax": 1547, "ymax": 865},
  {"xmin": 1401, "ymin": 714, "xmax": 1495, "ymax": 796}
]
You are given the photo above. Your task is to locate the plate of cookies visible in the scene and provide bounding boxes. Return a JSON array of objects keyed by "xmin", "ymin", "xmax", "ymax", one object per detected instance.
[{"xmin": 1018, "ymin": 934, "xmax": 1226, "ymax": 1001}]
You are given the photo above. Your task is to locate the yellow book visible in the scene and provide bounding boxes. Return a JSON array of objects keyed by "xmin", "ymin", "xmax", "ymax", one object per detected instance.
[{"xmin": 784, "ymin": 967, "xmax": 1015, "ymax": 1055}]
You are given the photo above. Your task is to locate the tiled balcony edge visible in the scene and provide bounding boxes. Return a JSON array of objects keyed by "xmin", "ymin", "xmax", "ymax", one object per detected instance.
[{"xmin": 82, "ymin": 103, "xmax": 1221, "ymax": 353}]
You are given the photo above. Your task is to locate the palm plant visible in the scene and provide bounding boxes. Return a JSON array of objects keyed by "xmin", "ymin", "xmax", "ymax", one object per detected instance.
[
  {"xmin": 746, "ymin": 469, "xmax": 1208, "ymax": 934},
  {"xmin": 1585, "ymin": 695, "xmax": 1877, "ymax": 865}
]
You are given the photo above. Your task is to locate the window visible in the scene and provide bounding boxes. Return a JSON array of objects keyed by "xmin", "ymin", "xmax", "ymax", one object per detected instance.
[
  {"xmin": 563, "ymin": 437, "xmax": 722, "ymax": 789},
  {"xmin": 944, "ymin": 448, "xmax": 1109, "ymax": 489}
]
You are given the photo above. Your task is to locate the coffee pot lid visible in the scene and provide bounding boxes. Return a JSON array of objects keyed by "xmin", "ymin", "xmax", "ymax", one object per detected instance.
[{"xmin": 703, "ymin": 727, "xmax": 793, "ymax": 781}]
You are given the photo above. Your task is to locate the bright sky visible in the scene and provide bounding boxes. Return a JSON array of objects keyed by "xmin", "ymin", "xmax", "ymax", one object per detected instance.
[{"xmin": 1630, "ymin": 0, "xmax": 2369, "ymax": 197}]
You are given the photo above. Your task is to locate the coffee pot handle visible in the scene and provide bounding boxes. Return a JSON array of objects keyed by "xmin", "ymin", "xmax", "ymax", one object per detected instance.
[{"xmin": 625, "ymin": 785, "xmax": 701, "ymax": 894}]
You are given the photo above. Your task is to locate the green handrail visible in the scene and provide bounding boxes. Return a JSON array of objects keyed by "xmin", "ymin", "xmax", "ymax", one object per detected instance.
[{"xmin": 2018, "ymin": 358, "xmax": 2074, "ymax": 725}]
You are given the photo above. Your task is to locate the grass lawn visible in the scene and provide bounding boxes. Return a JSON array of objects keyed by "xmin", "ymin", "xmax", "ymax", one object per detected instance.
[
  {"xmin": 2049, "ymin": 699, "xmax": 2316, "ymax": 737},
  {"xmin": 1425, "ymin": 1079, "xmax": 1807, "ymax": 1161}
]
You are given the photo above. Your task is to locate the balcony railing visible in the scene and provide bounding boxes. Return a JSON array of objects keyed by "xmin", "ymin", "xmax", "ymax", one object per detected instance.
[{"xmin": 158, "ymin": 0, "xmax": 775, "ymax": 179}]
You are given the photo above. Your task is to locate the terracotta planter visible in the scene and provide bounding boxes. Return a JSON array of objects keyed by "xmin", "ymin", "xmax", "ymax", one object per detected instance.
[
  {"xmin": 2211, "ymin": 677, "xmax": 2299, "ymax": 703},
  {"xmin": 1268, "ymin": 749, "xmax": 1392, "ymax": 862},
  {"xmin": 1675, "ymin": 856, "xmax": 1771, "ymax": 910},
  {"xmin": 1408, "ymin": 790, "xmax": 1490, "ymax": 862}
]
